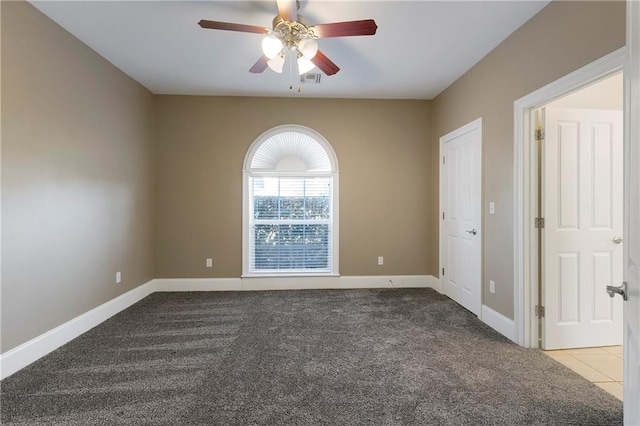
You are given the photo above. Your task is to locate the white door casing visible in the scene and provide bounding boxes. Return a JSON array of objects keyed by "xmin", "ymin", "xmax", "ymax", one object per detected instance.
[
  {"xmin": 513, "ymin": 48, "xmax": 624, "ymax": 348},
  {"xmin": 623, "ymin": 0, "xmax": 640, "ymax": 422},
  {"xmin": 541, "ymin": 107, "xmax": 623, "ymax": 350},
  {"xmin": 440, "ymin": 118, "xmax": 482, "ymax": 316}
]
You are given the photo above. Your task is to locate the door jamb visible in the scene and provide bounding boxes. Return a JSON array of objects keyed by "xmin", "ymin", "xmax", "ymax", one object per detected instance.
[{"xmin": 513, "ymin": 48, "xmax": 625, "ymax": 348}]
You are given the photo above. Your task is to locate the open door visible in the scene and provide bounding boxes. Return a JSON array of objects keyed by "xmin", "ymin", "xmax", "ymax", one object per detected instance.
[
  {"xmin": 541, "ymin": 107, "xmax": 623, "ymax": 350},
  {"xmin": 622, "ymin": 1, "xmax": 640, "ymax": 423}
]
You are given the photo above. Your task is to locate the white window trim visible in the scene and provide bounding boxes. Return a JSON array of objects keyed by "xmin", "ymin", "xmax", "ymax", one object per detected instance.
[{"xmin": 242, "ymin": 125, "xmax": 340, "ymax": 277}]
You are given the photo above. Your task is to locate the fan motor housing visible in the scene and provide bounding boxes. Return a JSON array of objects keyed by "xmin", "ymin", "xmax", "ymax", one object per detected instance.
[{"xmin": 272, "ymin": 15, "xmax": 315, "ymax": 49}]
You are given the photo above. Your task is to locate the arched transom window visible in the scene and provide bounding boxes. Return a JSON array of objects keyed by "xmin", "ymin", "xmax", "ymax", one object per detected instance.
[{"xmin": 242, "ymin": 125, "xmax": 339, "ymax": 276}]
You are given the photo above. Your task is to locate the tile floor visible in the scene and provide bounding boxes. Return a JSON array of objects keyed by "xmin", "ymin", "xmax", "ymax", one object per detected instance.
[{"xmin": 544, "ymin": 346, "xmax": 623, "ymax": 400}]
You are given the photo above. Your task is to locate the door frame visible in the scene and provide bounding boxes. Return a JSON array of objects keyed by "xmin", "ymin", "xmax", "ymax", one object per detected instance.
[
  {"xmin": 513, "ymin": 47, "xmax": 625, "ymax": 348},
  {"xmin": 439, "ymin": 117, "xmax": 483, "ymax": 318}
]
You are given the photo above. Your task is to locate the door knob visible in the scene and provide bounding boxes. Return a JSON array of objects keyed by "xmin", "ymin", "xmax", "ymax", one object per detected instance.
[
  {"xmin": 465, "ymin": 229, "xmax": 477, "ymax": 235},
  {"xmin": 606, "ymin": 282, "xmax": 628, "ymax": 301},
  {"xmin": 612, "ymin": 236, "xmax": 623, "ymax": 244}
]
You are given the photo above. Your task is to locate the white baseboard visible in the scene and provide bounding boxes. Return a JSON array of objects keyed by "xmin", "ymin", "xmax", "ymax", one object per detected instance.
[
  {"xmin": 338, "ymin": 275, "xmax": 440, "ymax": 291},
  {"xmin": 154, "ymin": 278, "xmax": 242, "ymax": 292},
  {"xmin": 1, "ymin": 275, "xmax": 438, "ymax": 379},
  {"xmin": 0, "ymin": 280, "xmax": 155, "ymax": 380},
  {"xmin": 481, "ymin": 304, "xmax": 516, "ymax": 343},
  {"xmin": 154, "ymin": 275, "xmax": 440, "ymax": 292}
]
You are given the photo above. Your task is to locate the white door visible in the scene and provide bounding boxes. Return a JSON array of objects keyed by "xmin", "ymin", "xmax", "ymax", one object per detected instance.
[
  {"xmin": 440, "ymin": 118, "xmax": 482, "ymax": 316},
  {"xmin": 623, "ymin": 0, "xmax": 640, "ymax": 421},
  {"xmin": 542, "ymin": 107, "xmax": 623, "ymax": 349}
]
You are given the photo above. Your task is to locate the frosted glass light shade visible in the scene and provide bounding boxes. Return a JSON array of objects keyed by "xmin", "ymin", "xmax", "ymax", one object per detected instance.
[
  {"xmin": 298, "ymin": 39, "xmax": 318, "ymax": 59},
  {"xmin": 262, "ymin": 35, "xmax": 283, "ymax": 59},
  {"xmin": 267, "ymin": 55, "xmax": 285, "ymax": 73},
  {"xmin": 297, "ymin": 57, "xmax": 315, "ymax": 74}
]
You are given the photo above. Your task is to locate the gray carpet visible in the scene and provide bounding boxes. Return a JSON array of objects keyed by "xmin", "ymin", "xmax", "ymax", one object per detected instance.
[{"xmin": 1, "ymin": 289, "xmax": 623, "ymax": 425}]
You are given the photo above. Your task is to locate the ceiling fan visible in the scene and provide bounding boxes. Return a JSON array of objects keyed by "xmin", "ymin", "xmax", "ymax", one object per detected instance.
[{"xmin": 198, "ymin": 0, "xmax": 378, "ymax": 76}]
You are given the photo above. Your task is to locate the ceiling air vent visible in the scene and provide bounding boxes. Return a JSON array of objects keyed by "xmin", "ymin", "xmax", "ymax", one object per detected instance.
[{"xmin": 300, "ymin": 73, "xmax": 322, "ymax": 84}]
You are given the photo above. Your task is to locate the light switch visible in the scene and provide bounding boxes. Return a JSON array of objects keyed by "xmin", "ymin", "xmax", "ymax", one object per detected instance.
[{"xmin": 489, "ymin": 202, "xmax": 495, "ymax": 215}]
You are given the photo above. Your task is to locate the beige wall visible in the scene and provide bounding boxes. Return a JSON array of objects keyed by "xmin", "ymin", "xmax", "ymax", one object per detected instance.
[
  {"xmin": 547, "ymin": 72, "xmax": 623, "ymax": 110},
  {"xmin": 154, "ymin": 96, "xmax": 436, "ymax": 278},
  {"xmin": 434, "ymin": 1, "xmax": 626, "ymax": 319},
  {"xmin": 1, "ymin": 0, "xmax": 626, "ymax": 354},
  {"xmin": 1, "ymin": 2, "xmax": 155, "ymax": 352}
]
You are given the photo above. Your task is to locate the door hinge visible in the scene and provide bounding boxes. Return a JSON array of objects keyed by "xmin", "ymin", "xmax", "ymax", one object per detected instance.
[
  {"xmin": 535, "ymin": 217, "xmax": 545, "ymax": 228},
  {"xmin": 535, "ymin": 305, "xmax": 545, "ymax": 318},
  {"xmin": 535, "ymin": 129, "xmax": 545, "ymax": 141},
  {"xmin": 442, "ymin": 156, "xmax": 446, "ymax": 164},
  {"xmin": 442, "ymin": 267, "xmax": 445, "ymax": 276},
  {"xmin": 442, "ymin": 212, "xmax": 445, "ymax": 220}
]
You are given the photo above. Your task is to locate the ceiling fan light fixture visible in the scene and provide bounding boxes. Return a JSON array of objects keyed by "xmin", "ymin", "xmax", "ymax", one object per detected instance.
[
  {"xmin": 297, "ymin": 38, "xmax": 318, "ymax": 59},
  {"xmin": 262, "ymin": 35, "xmax": 283, "ymax": 59},
  {"xmin": 297, "ymin": 56, "xmax": 315, "ymax": 75},
  {"xmin": 267, "ymin": 54, "xmax": 285, "ymax": 73}
]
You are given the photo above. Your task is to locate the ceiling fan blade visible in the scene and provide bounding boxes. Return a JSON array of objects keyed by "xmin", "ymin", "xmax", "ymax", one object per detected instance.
[
  {"xmin": 276, "ymin": 0, "xmax": 297, "ymax": 22},
  {"xmin": 311, "ymin": 50, "xmax": 340, "ymax": 76},
  {"xmin": 198, "ymin": 20, "xmax": 269, "ymax": 35},
  {"xmin": 311, "ymin": 19, "xmax": 378, "ymax": 38},
  {"xmin": 249, "ymin": 55, "xmax": 269, "ymax": 73}
]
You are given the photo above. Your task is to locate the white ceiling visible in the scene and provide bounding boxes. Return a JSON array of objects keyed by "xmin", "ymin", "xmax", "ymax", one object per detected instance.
[{"xmin": 30, "ymin": 1, "xmax": 550, "ymax": 99}]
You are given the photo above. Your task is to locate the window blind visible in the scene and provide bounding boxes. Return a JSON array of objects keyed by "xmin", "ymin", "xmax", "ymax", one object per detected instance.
[{"xmin": 250, "ymin": 176, "xmax": 332, "ymax": 272}]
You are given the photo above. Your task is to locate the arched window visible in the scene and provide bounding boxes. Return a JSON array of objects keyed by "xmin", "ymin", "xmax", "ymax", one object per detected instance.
[{"xmin": 242, "ymin": 125, "xmax": 339, "ymax": 276}]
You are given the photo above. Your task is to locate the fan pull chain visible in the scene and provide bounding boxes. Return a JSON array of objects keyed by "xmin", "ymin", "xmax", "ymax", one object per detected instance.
[{"xmin": 286, "ymin": 52, "xmax": 301, "ymax": 93}]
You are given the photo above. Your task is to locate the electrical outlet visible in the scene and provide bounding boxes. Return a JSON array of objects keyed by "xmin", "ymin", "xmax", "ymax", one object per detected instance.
[
  {"xmin": 116, "ymin": 272, "xmax": 122, "ymax": 284},
  {"xmin": 378, "ymin": 256, "xmax": 384, "ymax": 266},
  {"xmin": 489, "ymin": 202, "xmax": 495, "ymax": 214},
  {"xmin": 206, "ymin": 258, "xmax": 213, "ymax": 268},
  {"xmin": 489, "ymin": 280, "xmax": 495, "ymax": 294}
]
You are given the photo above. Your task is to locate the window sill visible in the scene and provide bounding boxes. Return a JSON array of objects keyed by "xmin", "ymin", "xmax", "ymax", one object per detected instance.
[{"xmin": 241, "ymin": 273, "xmax": 340, "ymax": 278}]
